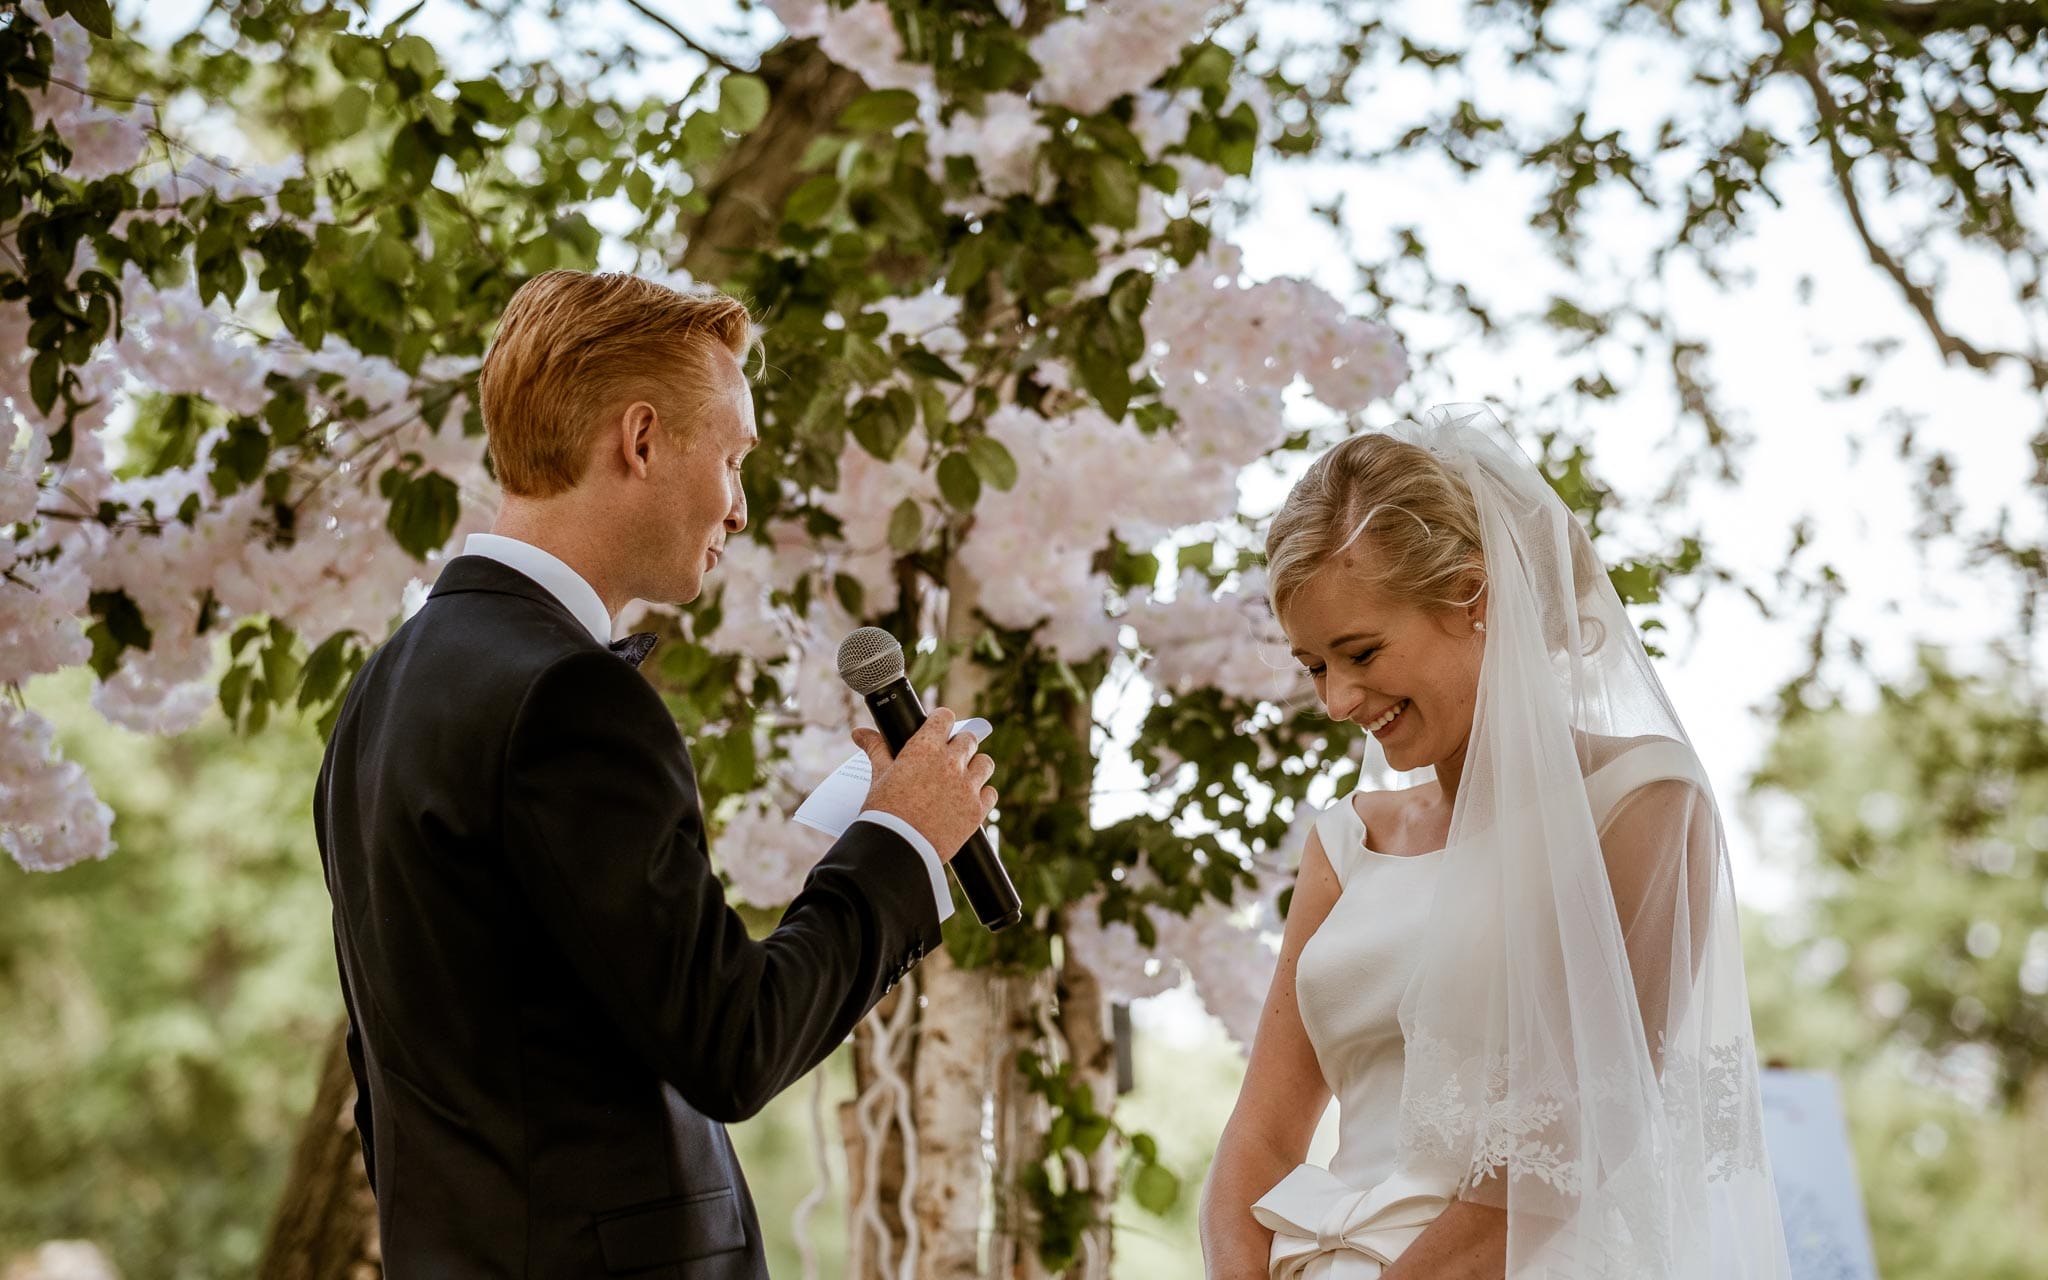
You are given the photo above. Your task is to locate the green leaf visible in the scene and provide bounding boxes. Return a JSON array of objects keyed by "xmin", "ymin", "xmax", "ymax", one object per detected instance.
[
  {"xmin": 967, "ymin": 437, "xmax": 1018, "ymax": 491},
  {"xmin": 625, "ymin": 167, "xmax": 655, "ymax": 209},
  {"xmin": 1219, "ymin": 102, "xmax": 1258, "ymax": 177},
  {"xmin": 1175, "ymin": 43, "xmax": 1233, "ymax": 94},
  {"xmin": 850, "ymin": 394, "xmax": 910, "ymax": 461},
  {"xmin": 379, "ymin": 0, "xmax": 427, "ymax": 39},
  {"xmin": 1072, "ymin": 1113, "xmax": 1112, "ymax": 1156},
  {"xmin": 833, "ymin": 572, "xmax": 866, "ymax": 617},
  {"xmin": 887, "ymin": 498, "xmax": 923, "ymax": 553},
  {"xmin": 419, "ymin": 93, "xmax": 457, "ymax": 134},
  {"xmin": 902, "ymin": 347, "xmax": 964, "ymax": 383},
  {"xmin": 90, "ymin": 589, "xmax": 153, "ymax": 651},
  {"xmin": 1076, "ymin": 340, "xmax": 1132, "ymax": 421},
  {"xmin": 1087, "ymin": 154, "xmax": 1140, "ymax": 230},
  {"xmin": 388, "ymin": 34, "xmax": 440, "ymax": 82},
  {"xmin": 783, "ymin": 175, "xmax": 841, "ymax": 226},
  {"xmin": 937, "ymin": 452, "xmax": 981, "ymax": 510},
  {"xmin": 219, "ymin": 663, "xmax": 253, "ymax": 723},
  {"xmin": 229, "ymin": 619, "xmax": 266, "ymax": 660},
  {"xmin": 209, "ymin": 421, "xmax": 270, "ymax": 495},
  {"xmin": 329, "ymin": 33, "xmax": 385, "ymax": 81},
  {"xmin": 263, "ymin": 389, "xmax": 310, "ymax": 446},
  {"xmin": 798, "ymin": 134, "xmax": 847, "ymax": 172},
  {"xmin": 456, "ymin": 77, "xmax": 517, "ymax": 124},
  {"xmin": 297, "ymin": 632, "xmax": 355, "ymax": 712},
  {"xmin": 718, "ymin": 73, "xmax": 770, "ymax": 133},
  {"xmin": 28, "ymin": 350, "xmax": 60, "ymax": 415},
  {"xmin": 245, "ymin": 689, "xmax": 271, "ymax": 735},
  {"xmin": 367, "ymin": 233, "xmax": 410, "ymax": 281},
  {"xmin": 1613, "ymin": 557, "xmax": 1662, "ymax": 602},
  {"xmin": 1133, "ymin": 1162, "xmax": 1180, "ymax": 1215},
  {"xmin": 385, "ymin": 469, "xmax": 460, "ymax": 560},
  {"xmin": 56, "ymin": 0, "xmax": 114, "ymax": 38},
  {"xmin": 837, "ymin": 89, "xmax": 920, "ymax": 133},
  {"xmin": 261, "ymin": 632, "xmax": 302, "ymax": 695},
  {"xmin": 705, "ymin": 725, "xmax": 758, "ymax": 795}
]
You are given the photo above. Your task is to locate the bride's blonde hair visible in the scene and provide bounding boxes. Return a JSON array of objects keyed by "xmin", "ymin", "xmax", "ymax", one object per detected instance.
[
  {"xmin": 1265, "ymin": 434, "xmax": 1485, "ymax": 620},
  {"xmin": 1267, "ymin": 428, "xmax": 1612, "ymax": 655}
]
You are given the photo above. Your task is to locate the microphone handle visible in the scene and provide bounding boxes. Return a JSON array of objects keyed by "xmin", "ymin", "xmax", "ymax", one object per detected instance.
[{"xmin": 865, "ymin": 679, "xmax": 1024, "ymax": 932}]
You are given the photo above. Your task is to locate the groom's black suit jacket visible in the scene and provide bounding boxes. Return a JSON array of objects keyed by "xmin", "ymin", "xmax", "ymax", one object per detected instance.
[{"xmin": 313, "ymin": 555, "xmax": 943, "ymax": 1278}]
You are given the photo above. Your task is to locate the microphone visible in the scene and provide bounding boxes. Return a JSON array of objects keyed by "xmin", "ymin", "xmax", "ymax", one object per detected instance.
[{"xmin": 837, "ymin": 627, "xmax": 1023, "ymax": 932}]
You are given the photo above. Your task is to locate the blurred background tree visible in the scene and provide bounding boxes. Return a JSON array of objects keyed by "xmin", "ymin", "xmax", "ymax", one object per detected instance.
[{"xmin": 1743, "ymin": 651, "xmax": 2048, "ymax": 1280}]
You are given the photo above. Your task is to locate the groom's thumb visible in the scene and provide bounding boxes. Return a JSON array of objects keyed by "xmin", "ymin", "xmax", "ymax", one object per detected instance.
[{"xmin": 852, "ymin": 726, "xmax": 892, "ymax": 772}]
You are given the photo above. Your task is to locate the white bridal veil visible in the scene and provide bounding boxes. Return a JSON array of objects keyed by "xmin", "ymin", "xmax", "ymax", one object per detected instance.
[{"xmin": 1372, "ymin": 407, "xmax": 1792, "ymax": 1278}]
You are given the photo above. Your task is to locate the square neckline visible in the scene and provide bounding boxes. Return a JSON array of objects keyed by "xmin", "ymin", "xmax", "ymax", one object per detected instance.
[
  {"xmin": 1347, "ymin": 788, "xmax": 1448, "ymax": 861},
  {"xmin": 1336, "ymin": 736, "xmax": 1702, "ymax": 865}
]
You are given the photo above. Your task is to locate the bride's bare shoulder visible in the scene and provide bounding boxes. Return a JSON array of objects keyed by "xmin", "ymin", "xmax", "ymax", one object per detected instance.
[{"xmin": 1349, "ymin": 781, "xmax": 1441, "ymax": 828}]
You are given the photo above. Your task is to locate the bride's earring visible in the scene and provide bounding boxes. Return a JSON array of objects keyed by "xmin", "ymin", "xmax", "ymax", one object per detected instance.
[{"xmin": 1472, "ymin": 620, "xmax": 1486, "ymax": 633}]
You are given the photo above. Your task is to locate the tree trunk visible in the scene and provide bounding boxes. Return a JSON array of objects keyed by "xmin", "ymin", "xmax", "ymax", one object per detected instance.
[
  {"xmin": 986, "ymin": 967, "xmax": 1059, "ymax": 1280},
  {"xmin": 909, "ymin": 951, "xmax": 1000, "ymax": 1278},
  {"xmin": 678, "ymin": 40, "xmax": 864, "ymax": 281},
  {"xmin": 1055, "ymin": 950, "xmax": 1119, "ymax": 1280},
  {"xmin": 257, "ymin": 1020, "xmax": 380, "ymax": 1280}
]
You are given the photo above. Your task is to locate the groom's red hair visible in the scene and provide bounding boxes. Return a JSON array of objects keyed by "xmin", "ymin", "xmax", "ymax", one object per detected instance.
[{"xmin": 479, "ymin": 270, "xmax": 757, "ymax": 497}]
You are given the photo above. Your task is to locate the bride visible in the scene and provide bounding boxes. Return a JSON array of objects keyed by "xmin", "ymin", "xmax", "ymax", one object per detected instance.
[{"xmin": 1200, "ymin": 408, "xmax": 1793, "ymax": 1279}]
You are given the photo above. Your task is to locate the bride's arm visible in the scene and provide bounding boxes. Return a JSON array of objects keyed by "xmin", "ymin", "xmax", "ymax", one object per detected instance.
[
  {"xmin": 1379, "ymin": 1201, "xmax": 1508, "ymax": 1278},
  {"xmin": 1199, "ymin": 829, "xmax": 1342, "ymax": 1280}
]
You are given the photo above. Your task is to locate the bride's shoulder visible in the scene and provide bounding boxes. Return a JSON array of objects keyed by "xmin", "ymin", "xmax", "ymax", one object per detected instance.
[
  {"xmin": 1349, "ymin": 786, "xmax": 1423, "ymax": 827},
  {"xmin": 1579, "ymin": 731, "xmax": 1703, "ymax": 780},
  {"xmin": 1346, "ymin": 781, "xmax": 1444, "ymax": 845}
]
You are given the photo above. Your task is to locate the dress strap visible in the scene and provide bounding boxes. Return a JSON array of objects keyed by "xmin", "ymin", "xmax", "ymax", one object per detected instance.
[
  {"xmin": 1314, "ymin": 796, "xmax": 1369, "ymax": 887},
  {"xmin": 1585, "ymin": 737, "xmax": 1710, "ymax": 829}
]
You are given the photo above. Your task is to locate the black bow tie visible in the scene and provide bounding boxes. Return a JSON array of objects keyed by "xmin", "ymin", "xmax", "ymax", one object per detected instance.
[{"xmin": 609, "ymin": 632, "xmax": 660, "ymax": 669}]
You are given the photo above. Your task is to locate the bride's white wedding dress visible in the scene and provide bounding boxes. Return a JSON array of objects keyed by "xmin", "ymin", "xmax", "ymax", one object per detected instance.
[{"xmin": 1251, "ymin": 736, "xmax": 1710, "ymax": 1280}]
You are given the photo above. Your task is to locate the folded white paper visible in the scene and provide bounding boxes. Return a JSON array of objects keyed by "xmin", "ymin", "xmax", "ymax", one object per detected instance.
[{"xmin": 793, "ymin": 717, "xmax": 993, "ymax": 838}]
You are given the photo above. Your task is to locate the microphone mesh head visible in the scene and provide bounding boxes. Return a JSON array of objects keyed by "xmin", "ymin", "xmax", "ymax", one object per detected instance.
[{"xmin": 836, "ymin": 627, "xmax": 906, "ymax": 696}]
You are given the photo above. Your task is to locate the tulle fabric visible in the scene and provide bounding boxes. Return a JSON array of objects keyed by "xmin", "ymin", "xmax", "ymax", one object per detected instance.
[{"xmin": 1375, "ymin": 406, "xmax": 1791, "ymax": 1278}]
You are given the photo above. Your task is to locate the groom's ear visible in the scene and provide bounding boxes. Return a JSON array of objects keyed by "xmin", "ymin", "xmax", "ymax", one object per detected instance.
[{"xmin": 614, "ymin": 400, "xmax": 661, "ymax": 479}]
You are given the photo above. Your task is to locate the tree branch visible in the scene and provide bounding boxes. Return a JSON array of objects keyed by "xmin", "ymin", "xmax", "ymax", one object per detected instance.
[
  {"xmin": 1828, "ymin": 1, "xmax": 2048, "ymax": 39},
  {"xmin": 618, "ymin": 0, "xmax": 746, "ymax": 76},
  {"xmin": 1759, "ymin": 0, "xmax": 2048, "ymax": 391}
]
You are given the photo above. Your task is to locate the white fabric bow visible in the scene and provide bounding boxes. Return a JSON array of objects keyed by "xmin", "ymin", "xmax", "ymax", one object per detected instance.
[{"xmin": 1251, "ymin": 1165, "xmax": 1450, "ymax": 1279}]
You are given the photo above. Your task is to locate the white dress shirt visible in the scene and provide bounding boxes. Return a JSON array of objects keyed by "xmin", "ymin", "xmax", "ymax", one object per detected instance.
[{"xmin": 460, "ymin": 534, "xmax": 954, "ymax": 923}]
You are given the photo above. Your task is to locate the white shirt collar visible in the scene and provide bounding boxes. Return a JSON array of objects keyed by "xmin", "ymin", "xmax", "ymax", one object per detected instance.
[{"xmin": 461, "ymin": 533, "xmax": 613, "ymax": 646}]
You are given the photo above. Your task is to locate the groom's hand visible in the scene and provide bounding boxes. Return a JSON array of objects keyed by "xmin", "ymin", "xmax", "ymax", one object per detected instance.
[{"xmin": 852, "ymin": 708, "xmax": 998, "ymax": 863}]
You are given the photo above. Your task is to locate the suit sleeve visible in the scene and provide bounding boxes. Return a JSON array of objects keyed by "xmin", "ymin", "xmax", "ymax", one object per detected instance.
[
  {"xmin": 501, "ymin": 648, "xmax": 945, "ymax": 1122},
  {"xmin": 336, "ymin": 947, "xmax": 378, "ymax": 1194},
  {"xmin": 314, "ymin": 756, "xmax": 378, "ymax": 1193}
]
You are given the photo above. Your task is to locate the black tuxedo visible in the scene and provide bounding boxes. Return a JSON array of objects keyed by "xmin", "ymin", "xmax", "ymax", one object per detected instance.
[{"xmin": 313, "ymin": 554, "xmax": 942, "ymax": 1277}]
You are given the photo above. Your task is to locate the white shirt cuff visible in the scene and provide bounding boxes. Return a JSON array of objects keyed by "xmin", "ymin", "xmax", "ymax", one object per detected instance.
[{"xmin": 853, "ymin": 810, "xmax": 955, "ymax": 925}]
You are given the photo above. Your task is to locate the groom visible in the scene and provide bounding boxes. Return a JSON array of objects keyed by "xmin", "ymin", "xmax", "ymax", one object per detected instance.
[{"xmin": 313, "ymin": 270, "xmax": 998, "ymax": 1277}]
